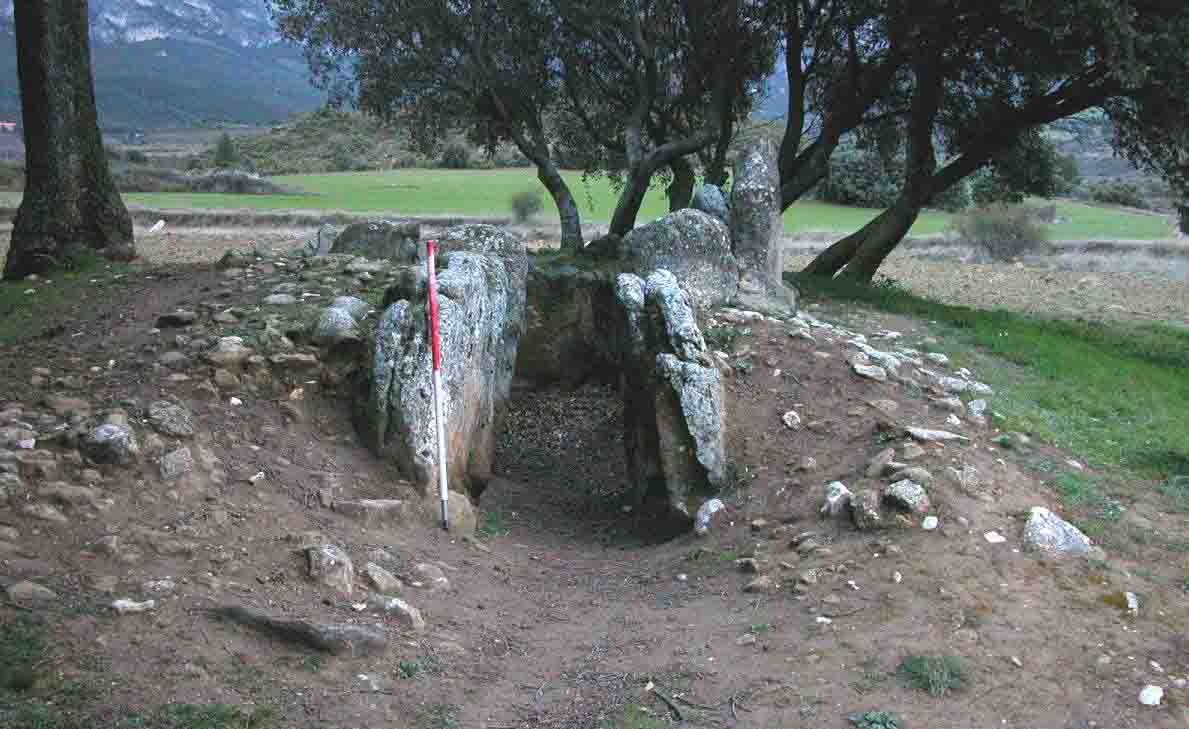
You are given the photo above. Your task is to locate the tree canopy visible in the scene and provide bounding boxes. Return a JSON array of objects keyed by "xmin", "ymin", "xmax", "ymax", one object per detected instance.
[{"xmin": 274, "ymin": 0, "xmax": 1189, "ymax": 274}]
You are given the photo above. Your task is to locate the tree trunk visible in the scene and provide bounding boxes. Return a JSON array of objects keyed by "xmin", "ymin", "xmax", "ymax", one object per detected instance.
[
  {"xmin": 804, "ymin": 59, "xmax": 943, "ymax": 282},
  {"xmin": 609, "ymin": 167, "xmax": 655, "ymax": 236},
  {"xmin": 666, "ymin": 157, "xmax": 695, "ymax": 213},
  {"xmin": 536, "ymin": 160, "xmax": 584, "ymax": 251},
  {"xmin": 834, "ymin": 201, "xmax": 923, "ymax": 282},
  {"xmin": 5, "ymin": 0, "xmax": 133, "ymax": 280}
]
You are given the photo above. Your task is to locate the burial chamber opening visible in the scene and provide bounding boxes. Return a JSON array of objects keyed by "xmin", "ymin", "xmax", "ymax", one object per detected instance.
[{"xmin": 480, "ymin": 266, "xmax": 699, "ymax": 545}]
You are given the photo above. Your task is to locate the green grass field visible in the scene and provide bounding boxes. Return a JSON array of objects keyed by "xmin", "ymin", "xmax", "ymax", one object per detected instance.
[{"xmin": 97, "ymin": 168, "xmax": 1175, "ymax": 240}]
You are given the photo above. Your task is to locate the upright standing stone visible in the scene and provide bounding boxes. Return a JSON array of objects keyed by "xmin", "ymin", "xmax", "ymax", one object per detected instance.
[
  {"xmin": 617, "ymin": 270, "xmax": 727, "ymax": 524},
  {"xmin": 361, "ymin": 225, "xmax": 526, "ymax": 533},
  {"xmin": 729, "ymin": 141, "xmax": 798, "ymax": 316}
]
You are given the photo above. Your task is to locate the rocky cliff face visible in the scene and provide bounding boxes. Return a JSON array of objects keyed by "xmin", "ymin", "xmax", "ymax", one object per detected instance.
[{"xmin": 2, "ymin": 0, "xmax": 278, "ymax": 48}]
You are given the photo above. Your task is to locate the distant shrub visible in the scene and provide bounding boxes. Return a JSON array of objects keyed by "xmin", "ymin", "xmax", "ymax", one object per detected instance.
[
  {"xmin": 953, "ymin": 205, "xmax": 1046, "ymax": 261},
  {"xmin": 819, "ymin": 145, "xmax": 899, "ymax": 208},
  {"xmin": 1030, "ymin": 203, "xmax": 1059, "ymax": 224},
  {"xmin": 1055, "ymin": 152, "xmax": 1081, "ymax": 193},
  {"xmin": 931, "ymin": 178, "xmax": 972, "ymax": 213},
  {"xmin": 126, "ymin": 149, "xmax": 149, "ymax": 165},
  {"xmin": 0, "ymin": 161, "xmax": 24, "ymax": 191},
  {"xmin": 1089, "ymin": 181, "xmax": 1148, "ymax": 209},
  {"xmin": 213, "ymin": 132, "xmax": 241, "ymax": 169},
  {"xmin": 817, "ymin": 144, "xmax": 970, "ymax": 212},
  {"xmin": 438, "ymin": 142, "xmax": 471, "ymax": 169},
  {"xmin": 1179, "ymin": 204, "xmax": 1188, "ymax": 235},
  {"xmin": 510, "ymin": 189, "xmax": 544, "ymax": 222}
]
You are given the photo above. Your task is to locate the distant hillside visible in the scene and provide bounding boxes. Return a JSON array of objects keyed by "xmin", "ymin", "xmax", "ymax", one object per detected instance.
[
  {"xmin": 218, "ymin": 109, "xmax": 413, "ymax": 175},
  {"xmin": 0, "ymin": 1, "xmax": 323, "ymax": 129}
]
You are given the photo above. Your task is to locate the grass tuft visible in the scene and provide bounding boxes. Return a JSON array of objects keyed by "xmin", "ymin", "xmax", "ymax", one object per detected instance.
[{"xmin": 897, "ymin": 654, "xmax": 966, "ymax": 697}]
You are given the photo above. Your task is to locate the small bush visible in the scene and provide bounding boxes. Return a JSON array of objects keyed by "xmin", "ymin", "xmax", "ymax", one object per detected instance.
[
  {"xmin": 849, "ymin": 711, "xmax": 902, "ymax": 729},
  {"xmin": 126, "ymin": 149, "xmax": 149, "ymax": 164},
  {"xmin": 819, "ymin": 145, "xmax": 900, "ymax": 209},
  {"xmin": 438, "ymin": 142, "xmax": 471, "ymax": 169},
  {"xmin": 213, "ymin": 132, "xmax": 241, "ymax": 169},
  {"xmin": 510, "ymin": 189, "xmax": 544, "ymax": 222},
  {"xmin": 1089, "ymin": 181, "xmax": 1148, "ymax": 209},
  {"xmin": 0, "ymin": 161, "xmax": 24, "ymax": 191},
  {"xmin": 897, "ymin": 654, "xmax": 965, "ymax": 697},
  {"xmin": 953, "ymin": 205, "xmax": 1046, "ymax": 261}
]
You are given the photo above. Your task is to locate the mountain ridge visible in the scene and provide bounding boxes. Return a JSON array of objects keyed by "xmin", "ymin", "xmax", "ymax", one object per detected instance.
[{"xmin": 0, "ymin": 0, "xmax": 323, "ymax": 129}]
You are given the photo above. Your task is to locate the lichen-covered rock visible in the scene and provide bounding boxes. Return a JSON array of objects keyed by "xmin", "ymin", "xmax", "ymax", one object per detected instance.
[
  {"xmin": 82, "ymin": 424, "xmax": 139, "ymax": 465},
  {"xmin": 159, "ymin": 446, "xmax": 195, "ymax": 481},
  {"xmin": 617, "ymin": 269, "xmax": 726, "ymax": 524},
  {"xmin": 883, "ymin": 479, "xmax": 931, "ymax": 513},
  {"xmin": 205, "ymin": 336, "xmax": 254, "ymax": 371},
  {"xmin": 730, "ymin": 141, "xmax": 798, "ymax": 316},
  {"xmin": 621, "ymin": 209, "xmax": 738, "ymax": 310},
  {"xmin": 148, "ymin": 401, "xmax": 194, "ymax": 438},
  {"xmin": 361, "ymin": 226, "xmax": 527, "ymax": 531},
  {"xmin": 314, "ymin": 307, "xmax": 360, "ymax": 346},
  {"xmin": 821, "ymin": 481, "xmax": 853, "ymax": 517},
  {"xmin": 331, "ymin": 221, "xmax": 421, "ymax": 262},
  {"xmin": 330, "ymin": 296, "xmax": 370, "ymax": 320},
  {"xmin": 691, "ymin": 184, "xmax": 729, "ymax": 223},
  {"xmin": 1023, "ymin": 506, "xmax": 1091, "ymax": 555},
  {"xmin": 306, "ymin": 544, "xmax": 355, "ymax": 595}
]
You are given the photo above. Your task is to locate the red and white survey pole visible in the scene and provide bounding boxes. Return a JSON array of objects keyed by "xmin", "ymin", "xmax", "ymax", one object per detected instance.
[{"xmin": 426, "ymin": 239, "xmax": 450, "ymax": 531}]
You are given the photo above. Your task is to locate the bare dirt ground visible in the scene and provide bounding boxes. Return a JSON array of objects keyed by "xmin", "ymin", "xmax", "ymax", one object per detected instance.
[{"xmin": 0, "ymin": 227, "xmax": 1186, "ymax": 729}]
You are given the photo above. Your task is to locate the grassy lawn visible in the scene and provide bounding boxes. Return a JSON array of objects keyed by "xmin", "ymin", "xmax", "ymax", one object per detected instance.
[
  {"xmin": 61, "ymin": 168, "xmax": 1168, "ymax": 240},
  {"xmin": 796, "ymin": 274, "xmax": 1189, "ymax": 483}
]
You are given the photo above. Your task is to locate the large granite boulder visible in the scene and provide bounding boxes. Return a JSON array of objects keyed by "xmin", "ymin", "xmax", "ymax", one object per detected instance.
[
  {"xmin": 616, "ymin": 269, "xmax": 726, "ymax": 523},
  {"xmin": 331, "ymin": 221, "xmax": 421, "ymax": 262},
  {"xmin": 361, "ymin": 225, "xmax": 527, "ymax": 532},
  {"xmin": 730, "ymin": 141, "xmax": 798, "ymax": 316},
  {"xmin": 621, "ymin": 209, "xmax": 738, "ymax": 310}
]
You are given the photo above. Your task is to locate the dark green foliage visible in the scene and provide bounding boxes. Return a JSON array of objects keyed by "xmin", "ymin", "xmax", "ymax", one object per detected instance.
[
  {"xmin": 0, "ymin": 161, "xmax": 23, "ymax": 191},
  {"xmin": 0, "ymin": 616, "xmax": 47, "ymax": 692},
  {"xmin": 397, "ymin": 660, "xmax": 420, "ymax": 679},
  {"xmin": 1158, "ymin": 475, "xmax": 1189, "ymax": 513},
  {"xmin": 897, "ymin": 655, "xmax": 965, "ymax": 697},
  {"xmin": 1054, "ymin": 153, "xmax": 1081, "ymax": 193},
  {"xmin": 819, "ymin": 142, "xmax": 969, "ymax": 212},
  {"xmin": 510, "ymin": 189, "xmax": 544, "ymax": 222},
  {"xmin": 125, "ymin": 150, "xmax": 148, "ymax": 164},
  {"xmin": 971, "ymin": 131, "xmax": 1063, "ymax": 206},
  {"xmin": 953, "ymin": 205, "xmax": 1046, "ymax": 261},
  {"xmin": 438, "ymin": 142, "xmax": 471, "ymax": 170},
  {"xmin": 849, "ymin": 711, "xmax": 903, "ymax": 729},
  {"xmin": 818, "ymin": 144, "xmax": 901, "ymax": 209},
  {"xmin": 213, "ymin": 133, "xmax": 241, "ymax": 169},
  {"xmin": 1089, "ymin": 182, "xmax": 1149, "ymax": 209}
]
